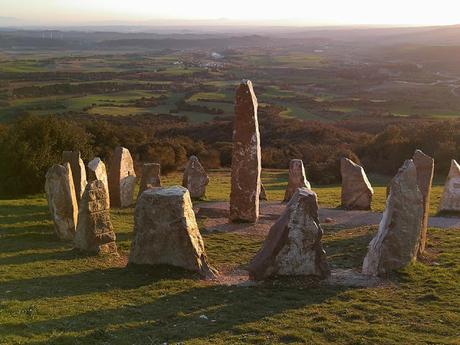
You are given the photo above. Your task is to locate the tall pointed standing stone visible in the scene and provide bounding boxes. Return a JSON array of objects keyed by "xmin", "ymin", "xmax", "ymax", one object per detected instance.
[
  {"xmin": 74, "ymin": 180, "xmax": 117, "ymax": 255},
  {"xmin": 87, "ymin": 157, "xmax": 110, "ymax": 208},
  {"xmin": 283, "ymin": 159, "xmax": 311, "ymax": 202},
  {"xmin": 340, "ymin": 157, "xmax": 374, "ymax": 210},
  {"xmin": 45, "ymin": 163, "xmax": 78, "ymax": 240},
  {"xmin": 62, "ymin": 151, "xmax": 87, "ymax": 203},
  {"xmin": 438, "ymin": 159, "xmax": 460, "ymax": 213},
  {"xmin": 138, "ymin": 163, "xmax": 161, "ymax": 199},
  {"xmin": 108, "ymin": 147, "xmax": 136, "ymax": 208},
  {"xmin": 412, "ymin": 150, "xmax": 434, "ymax": 255},
  {"xmin": 362, "ymin": 160, "xmax": 423, "ymax": 277},
  {"xmin": 230, "ymin": 80, "xmax": 261, "ymax": 223},
  {"xmin": 182, "ymin": 156, "xmax": 209, "ymax": 199},
  {"xmin": 248, "ymin": 188, "xmax": 330, "ymax": 280}
]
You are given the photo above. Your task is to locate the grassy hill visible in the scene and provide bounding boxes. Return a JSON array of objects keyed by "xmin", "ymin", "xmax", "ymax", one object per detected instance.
[{"xmin": 1, "ymin": 171, "xmax": 459, "ymax": 344}]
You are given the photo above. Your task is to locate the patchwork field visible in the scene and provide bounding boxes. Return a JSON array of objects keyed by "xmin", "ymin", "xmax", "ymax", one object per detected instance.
[
  {"xmin": 2, "ymin": 45, "xmax": 460, "ymax": 124},
  {"xmin": 1, "ymin": 170, "xmax": 459, "ymax": 344}
]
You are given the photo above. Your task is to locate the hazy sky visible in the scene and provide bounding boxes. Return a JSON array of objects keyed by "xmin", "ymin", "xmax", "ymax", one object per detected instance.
[{"xmin": 1, "ymin": 0, "xmax": 460, "ymax": 26}]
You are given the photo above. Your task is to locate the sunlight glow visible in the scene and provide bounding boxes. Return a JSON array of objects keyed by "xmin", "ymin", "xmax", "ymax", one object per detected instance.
[{"xmin": 1, "ymin": 0, "xmax": 460, "ymax": 25}]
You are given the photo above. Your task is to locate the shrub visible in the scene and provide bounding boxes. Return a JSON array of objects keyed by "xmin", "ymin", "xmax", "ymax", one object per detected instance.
[{"xmin": 0, "ymin": 115, "xmax": 92, "ymax": 196}]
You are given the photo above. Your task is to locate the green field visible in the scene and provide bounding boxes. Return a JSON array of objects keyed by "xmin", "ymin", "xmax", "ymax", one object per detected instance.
[
  {"xmin": 2, "ymin": 50, "xmax": 460, "ymax": 124},
  {"xmin": 1, "ymin": 170, "xmax": 458, "ymax": 344}
]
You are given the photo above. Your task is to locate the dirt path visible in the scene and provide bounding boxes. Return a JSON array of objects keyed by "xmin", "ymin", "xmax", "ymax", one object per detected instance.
[{"xmin": 195, "ymin": 201, "xmax": 460, "ymax": 230}]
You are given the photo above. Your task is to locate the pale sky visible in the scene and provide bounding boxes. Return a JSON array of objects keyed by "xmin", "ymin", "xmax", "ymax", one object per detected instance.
[{"xmin": 1, "ymin": 0, "xmax": 460, "ymax": 26}]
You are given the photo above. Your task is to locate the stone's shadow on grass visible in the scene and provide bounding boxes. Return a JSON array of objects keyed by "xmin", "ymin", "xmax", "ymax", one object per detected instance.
[
  {"xmin": 0, "ymin": 229, "xmax": 62, "ymax": 253},
  {"xmin": 7, "ymin": 282, "xmax": 348, "ymax": 345},
  {"xmin": 0, "ymin": 249, "xmax": 78, "ymax": 265},
  {"xmin": 0, "ymin": 264, "xmax": 197, "ymax": 301},
  {"xmin": 0, "ymin": 224, "xmax": 53, "ymax": 236},
  {"xmin": 323, "ymin": 226, "xmax": 376, "ymax": 269},
  {"xmin": 115, "ymin": 232, "xmax": 133, "ymax": 243},
  {"xmin": 0, "ymin": 212, "xmax": 50, "ymax": 225}
]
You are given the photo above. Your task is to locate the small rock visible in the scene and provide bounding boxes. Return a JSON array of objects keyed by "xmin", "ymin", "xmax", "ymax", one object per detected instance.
[
  {"xmin": 182, "ymin": 156, "xmax": 209, "ymax": 199},
  {"xmin": 283, "ymin": 159, "xmax": 311, "ymax": 202},
  {"xmin": 108, "ymin": 146, "xmax": 136, "ymax": 208}
]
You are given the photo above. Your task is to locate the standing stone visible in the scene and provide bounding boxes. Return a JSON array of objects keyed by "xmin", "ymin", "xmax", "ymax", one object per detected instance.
[
  {"xmin": 45, "ymin": 163, "xmax": 78, "ymax": 240},
  {"xmin": 108, "ymin": 146, "xmax": 136, "ymax": 208},
  {"xmin": 129, "ymin": 186, "xmax": 218, "ymax": 278},
  {"xmin": 248, "ymin": 188, "xmax": 330, "ymax": 280},
  {"xmin": 74, "ymin": 180, "xmax": 117, "ymax": 255},
  {"xmin": 412, "ymin": 150, "xmax": 434, "ymax": 255},
  {"xmin": 260, "ymin": 183, "xmax": 268, "ymax": 201},
  {"xmin": 138, "ymin": 163, "xmax": 161, "ymax": 199},
  {"xmin": 362, "ymin": 160, "xmax": 423, "ymax": 277},
  {"xmin": 230, "ymin": 80, "xmax": 261, "ymax": 223},
  {"xmin": 438, "ymin": 159, "xmax": 460, "ymax": 213},
  {"xmin": 87, "ymin": 157, "xmax": 110, "ymax": 208},
  {"xmin": 340, "ymin": 157, "xmax": 374, "ymax": 210},
  {"xmin": 62, "ymin": 151, "xmax": 87, "ymax": 203},
  {"xmin": 283, "ymin": 159, "xmax": 311, "ymax": 202},
  {"xmin": 182, "ymin": 156, "xmax": 209, "ymax": 199}
]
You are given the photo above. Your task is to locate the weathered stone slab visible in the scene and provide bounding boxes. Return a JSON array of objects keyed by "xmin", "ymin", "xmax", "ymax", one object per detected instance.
[
  {"xmin": 362, "ymin": 160, "xmax": 423, "ymax": 277},
  {"xmin": 108, "ymin": 146, "xmax": 136, "ymax": 208},
  {"xmin": 230, "ymin": 80, "xmax": 261, "ymax": 223},
  {"xmin": 74, "ymin": 180, "xmax": 117, "ymax": 255},
  {"xmin": 340, "ymin": 157, "xmax": 374, "ymax": 210},
  {"xmin": 182, "ymin": 156, "xmax": 209, "ymax": 199},
  {"xmin": 283, "ymin": 159, "xmax": 310, "ymax": 202},
  {"xmin": 87, "ymin": 157, "xmax": 110, "ymax": 208},
  {"xmin": 129, "ymin": 186, "xmax": 218, "ymax": 278},
  {"xmin": 62, "ymin": 151, "xmax": 87, "ymax": 203},
  {"xmin": 412, "ymin": 150, "xmax": 434, "ymax": 255},
  {"xmin": 248, "ymin": 188, "xmax": 330, "ymax": 280},
  {"xmin": 45, "ymin": 163, "xmax": 78, "ymax": 240},
  {"xmin": 438, "ymin": 159, "xmax": 460, "ymax": 213},
  {"xmin": 138, "ymin": 163, "xmax": 161, "ymax": 199}
]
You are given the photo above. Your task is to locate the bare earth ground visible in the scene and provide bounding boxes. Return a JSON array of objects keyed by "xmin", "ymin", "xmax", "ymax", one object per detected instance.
[
  {"xmin": 193, "ymin": 201, "xmax": 440, "ymax": 288},
  {"xmin": 195, "ymin": 201, "xmax": 460, "ymax": 231}
]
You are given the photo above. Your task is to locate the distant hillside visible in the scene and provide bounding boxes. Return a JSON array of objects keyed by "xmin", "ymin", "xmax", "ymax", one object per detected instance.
[{"xmin": 285, "ymin": 24, "xmax": 460, "ymax": 46}]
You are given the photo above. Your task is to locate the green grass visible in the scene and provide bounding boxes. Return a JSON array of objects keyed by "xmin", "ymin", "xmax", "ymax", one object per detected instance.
[
  {"xmin": 87, "ymin": 106, "xmax": 147, "ymax": 116},
  {"xmin": 0, "ymin": 171, "xmax": 459, "ymax": 344},
  {"xmin": 0, "ymin": 60, "xmax": 47, "ymax": 73},
  {"xmin": 160, "ymin": 170, "xmax": 444, "ymax": 215},
  {"xmin": 187, "ymin": 92, "xmax": 230, "ymax": 102}
]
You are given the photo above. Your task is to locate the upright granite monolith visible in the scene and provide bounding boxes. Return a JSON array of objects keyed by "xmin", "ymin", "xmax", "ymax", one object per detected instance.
[
  {"xmin": 229, "ymin": 80, "xmax": 261, "ymax": 223},
  {"xmin": 412, "ymin": 150, "xmax": 434, "ymax": 255},
  {"xmin": 182, "ymin": 156, "xmax": 209, "ymax": 199},
  {"xmin": 129, "ymin": 186, "xmax": 218, "ymax": 278},
  {"xmin": 283, "ymin": 159, "xmax": 311, "ymax": 202},
  {"xmin": 138, "ymin": 163, "xmax": 161, "ymax": 199},
  {"xmin": 248, "ymin": 188, "xmax": 330, "ymax": 280},
  {"xmin": 87, "ymin": 157, "xmax": 110, "ymax": 207},
  {"xmin": 74, "ymin": 180, "xmax": 117, "ymax": 255},
  {"xmin": 45, "ymin": 163, "xmax": 78, "ymax": 240},
  {"xmin": 340, "ymin": 157, "xmax": 374, "ymax": 210},
  {"xmin": 438, "ymin": 159, "xmax": 460, "ymax": 213},
  {"xmin": 108, "ymin": 147, "xmax": 136, "ymax": 208},
  {"xmin": 362, "ymin": 160, "xmax": 423, "ymax": 277},
  {"xmin": 62, "ymin": 151, "xmax": 87, "ymax": 203}
]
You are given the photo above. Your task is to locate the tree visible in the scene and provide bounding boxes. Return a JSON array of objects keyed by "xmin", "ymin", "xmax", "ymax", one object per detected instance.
[{"xmin": 0, "ymin": 115, "xmax": 92, "ymax": 196}]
